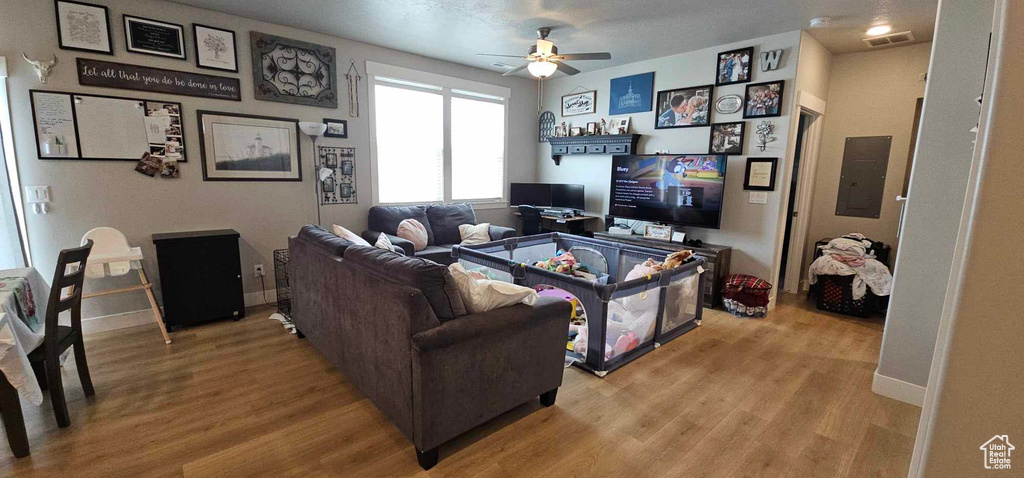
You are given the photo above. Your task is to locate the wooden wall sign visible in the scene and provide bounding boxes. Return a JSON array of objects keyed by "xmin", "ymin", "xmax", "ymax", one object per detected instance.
[{"xmin": 77, "ymin": 58, "xmax": 241, "ymax": 101}]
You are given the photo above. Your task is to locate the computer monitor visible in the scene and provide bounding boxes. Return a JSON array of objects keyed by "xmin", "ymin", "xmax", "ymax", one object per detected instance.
[
  {"xmin": 551, "ymin": 184, "xmax": 585, "ymax": 210},
  {"xmin": 510, "ymin": 183, "xmax": 551, "ymax": 207}
]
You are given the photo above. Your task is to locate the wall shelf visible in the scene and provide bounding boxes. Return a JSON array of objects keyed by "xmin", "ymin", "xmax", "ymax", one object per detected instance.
[{"xmin": 547, "ymin": 134, "xmax": 641, "ymax": 165}]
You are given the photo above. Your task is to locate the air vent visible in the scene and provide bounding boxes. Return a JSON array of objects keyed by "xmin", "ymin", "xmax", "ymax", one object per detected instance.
[{"xmin": 863, "ymin": 31, "xmax": 916, "ymax": 48}]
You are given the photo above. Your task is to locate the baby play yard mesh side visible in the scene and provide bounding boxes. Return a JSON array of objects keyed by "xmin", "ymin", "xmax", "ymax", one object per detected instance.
[{"xmin": 452, "ymin": 233, "xmax": 705, "ymax": 376}]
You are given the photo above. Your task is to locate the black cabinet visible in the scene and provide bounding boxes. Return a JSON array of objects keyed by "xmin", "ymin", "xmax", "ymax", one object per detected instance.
[{"xmin": 152, "ymin": 229, "xmax": 245, "ymax": 330}]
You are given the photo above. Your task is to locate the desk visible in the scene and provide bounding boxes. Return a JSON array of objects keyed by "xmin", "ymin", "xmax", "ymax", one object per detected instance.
[{"xmin": 513, "ymin": 212, "xmax": 600, "ymax": 235}]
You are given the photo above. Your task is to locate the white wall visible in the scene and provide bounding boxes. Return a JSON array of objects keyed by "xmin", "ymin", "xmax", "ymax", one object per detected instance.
[
  {"xmin": 874, "ymin": 0, "xmax": 994, "ymax": 399},
  {"xmin": 910, "ymin": 1, "xmax": 1023, "ymax": 474},
  {"xmin": 536, "ymin": 31, "xmax": 801, "ymax": 283},
  {"xmin": 794, "ymin": 32, "xmax": 831, "ymax": 102},
  {"xmin": 0, "ymin": 0, "xmax": 537, "ymax": 319},
  {"xmin": 804, "ymin": 43, "xmax": 931, "ymax": 282}
]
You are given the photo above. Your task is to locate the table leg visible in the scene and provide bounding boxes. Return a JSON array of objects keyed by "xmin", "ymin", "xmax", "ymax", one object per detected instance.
[
  {"xmin": 138, "ymin": 267, "xmax": 172, "ymax": 345},
  {"xmin": 0, "ymin": 373, "xmax": 29, "ymax": 458}
]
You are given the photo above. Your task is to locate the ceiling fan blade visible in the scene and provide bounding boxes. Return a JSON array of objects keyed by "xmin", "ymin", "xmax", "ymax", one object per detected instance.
[
  {"xmin": 555, "ymin": 52, "xmax": 612, "ymax": 61},
  {"xmin": 555, "ymin": 61, "xmax": 580, "ymax": 76},
  {"xmin": 501, "ymin": 63, "xmax": 530, "ymax": 76},
  {"xmin": 477, "ymin": 53, "xmax": 530, "ymax": 59}
]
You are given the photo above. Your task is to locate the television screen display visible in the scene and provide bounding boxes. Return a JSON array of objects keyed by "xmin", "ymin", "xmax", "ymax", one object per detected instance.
[
  {"xmin": 510, "ymin": 183, "xmax": 552, "ymax": 207},
  {"xmin": 551, "ymin": 184, "xmax": 585, "ymax": 210},
  {"xmin": 608, "ymin": 154, "xmax": 728, "ymax": 228}
]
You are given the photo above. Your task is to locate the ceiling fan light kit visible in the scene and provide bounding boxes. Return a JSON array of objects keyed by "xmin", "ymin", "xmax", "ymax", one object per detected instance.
[{"xmin": 479, "ymin": 26, "xmax": 612, "ymax": 79}]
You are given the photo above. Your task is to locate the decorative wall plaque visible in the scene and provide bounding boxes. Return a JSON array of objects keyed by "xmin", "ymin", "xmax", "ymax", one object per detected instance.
[
  {"xmin": 77, "ymin": 58, "xmax": 241, "ymax": 101},
  {"xmin": 250, "ymin": 32, "xmax": 338, "ymax": 108},
  {"xmin": 318, "ymin": 146, "xmax": 356, "ymax": 204}
]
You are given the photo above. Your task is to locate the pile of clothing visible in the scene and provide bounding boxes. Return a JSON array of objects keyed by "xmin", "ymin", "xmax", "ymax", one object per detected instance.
[{"xmin": 808, "ymin": 234, "xmax": 892, "ymax": 300}]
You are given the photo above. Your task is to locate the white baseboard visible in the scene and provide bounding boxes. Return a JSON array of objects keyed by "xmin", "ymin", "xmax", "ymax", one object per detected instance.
[
  {"xmin": 82, "ymin": 309, "xmax": 159, "ymax": 335},
  {"xmin": 872, "ymin": 369, "xmax": 926, "ymax": 406}
]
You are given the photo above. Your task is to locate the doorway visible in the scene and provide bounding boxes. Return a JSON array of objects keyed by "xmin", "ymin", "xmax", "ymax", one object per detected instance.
[{"xmin": 777, "ymin": 106, "xmax": 824, "ymax": 294}]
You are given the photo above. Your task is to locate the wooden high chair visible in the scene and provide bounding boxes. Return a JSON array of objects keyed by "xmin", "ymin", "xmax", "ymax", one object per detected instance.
[{"xmin": 81, "ymin": 227, "xmax": 171, "ymax": 344}]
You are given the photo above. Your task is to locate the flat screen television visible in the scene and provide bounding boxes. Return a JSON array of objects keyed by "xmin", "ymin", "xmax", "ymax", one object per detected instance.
[
  {"xmin": 608, "ymin": 154, "xmax": 728, "ymax": 229},
  {"xmin": 510, "ymin": 183, "xmax": 552, "ymax": 207}
]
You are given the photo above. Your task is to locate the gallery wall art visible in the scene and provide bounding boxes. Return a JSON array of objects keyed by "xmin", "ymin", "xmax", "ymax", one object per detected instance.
[
  {"xmin": 55, "ymin": 0, "xmax": 113, "ymax": 54},
  {"xmin": 197, "ymin": 110, "xmax": 301, "ymax": 181},
  {"xmin": 193, "ymin": 24, "xmax": 238, "ymax": 72},
  {"xmin": 250, "ymin": 32, "xmax": 338, "ymax": 108},
  {"xmin": 608, "ymin": 72, "xmax": 653, "ymax": 115},
  {"xmin": 123, "ymin": 15, "xmax": 186, "ymax": 59},
  {"xmin": 655, "ymin": 84, "xmax": 713, "ymax": 129},
  {"xmin": 318, "ymin": 146, "xmax": 357, "ymax": 204},
  {"xmin": 77, "ymin": 58, "xmax": 241, "ymax": 101}
]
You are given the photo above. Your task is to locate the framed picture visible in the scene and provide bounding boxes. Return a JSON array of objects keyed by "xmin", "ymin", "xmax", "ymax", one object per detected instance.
[
  {"xmin": 609, "ymin": 72, "xmax": 654, "ymax": 115},
  {"xmin": 324, "ymin": 118, "xmax": 348, "ymax": 138},
  {"xmin": 193, "ymin": 24, "xmax": 237, "ymax": 72},
  {"xmin": 744, "ymin": 157, "xmax": 778, "ymax": 191},
  {"xmin": 124, "ymin": 15, "xmax": 185, "ymax": 59},
  {"xmin": 196, "ymin": 110, "xmax": 302, "ymax": 181},
  {"xmin": 655, "ymin": 85, "xmax": 713, "ymax": 129},
  {"xmin": 744, "ymin": 80, "xmax": 785, "ymax": 118},
  {"xmin": 710, "ymin": 122, "xmax": 745, "ymax": 155},
  {"xmin": 54, "ymin": 0, "xmax": 113, "ymax": 54},
  {"xmin": 586, "ymin": 122, "xmax": 598, "ymax": 135},
  {"xmin": 251, "ymin": 32, "xmax": 338, "ymax": 108},
  {"xmin": 569, "ymin": 126, "xmax": 583, "ymax": 137},
  {"xmin": 644, "ymin": 224, "xmax": 673, "ymax": 241},
  {"xmin": 609, "ymin": 117, "xmax": 631, "ymax": 135},
  {"xmin": 716, "ymin": 47, "xmax": 754, "ymax": 86},
  {"xmin": 324, "ymin": 152, "xmax": 338, "ymax": 168},
  {"xmin": 561, "ymin": 90, "xmax": 596, "ymax": 117}
]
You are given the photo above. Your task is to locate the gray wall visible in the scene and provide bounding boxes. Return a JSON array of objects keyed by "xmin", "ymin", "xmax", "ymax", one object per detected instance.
[
  {"xmin": 535, "ymin": 31, "xmax": 802, "ymax": 283},
  {"xmin": 876, "ymin": 0, "xmax": 994, "ymax": 389},
  {"xmin": 804, "ymin": 42, "xmax": 931, "ymax": 284},
  {"xmin": 0, "ymin": 0, "xmax": 537, "ymax": 318}
]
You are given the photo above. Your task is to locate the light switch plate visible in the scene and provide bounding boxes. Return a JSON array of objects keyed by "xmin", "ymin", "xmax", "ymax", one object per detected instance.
[
  {"xmin": 25, "ymin": 186, "xmax": 50, "ymax": 203},
  {"xmin": 748, "ymin": 191, "xmax": 768, "ymax": 204}
]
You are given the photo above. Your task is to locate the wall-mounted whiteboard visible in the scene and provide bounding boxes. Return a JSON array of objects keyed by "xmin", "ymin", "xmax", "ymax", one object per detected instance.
[{"xmin": 30, "ymin": 90, "xmax": 186, "ymax": 162}]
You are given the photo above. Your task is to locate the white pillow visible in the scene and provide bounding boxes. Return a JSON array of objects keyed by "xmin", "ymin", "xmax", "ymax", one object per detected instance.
[
  {"xmin": 375, "ymin": 232, "xmax": 399, "ymax": 252},
  {"xmin": 448, "ymin": 263, "xmax": 538, "ymax": 314},
  {"xmin": 332, "ymin": 224, "xmax": 370, "ymax": 246},
  {"xmin": 458, "ymin": 223, "xmax": 491, "ymax": 245},
  {"xmin": 396, "ymin": 219, "xmax": 428, "ymax": 251}
]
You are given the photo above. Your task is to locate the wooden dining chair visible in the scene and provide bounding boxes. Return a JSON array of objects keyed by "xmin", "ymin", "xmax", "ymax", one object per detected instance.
[{"xmin": 28, "ymin": 240, "xmax": 95, "ymax": 428}]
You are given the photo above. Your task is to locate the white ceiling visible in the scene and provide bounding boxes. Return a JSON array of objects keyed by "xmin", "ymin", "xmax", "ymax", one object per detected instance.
[{"xmin": 168, "ymin": 0, "xmax": 938, "ymax": 76}]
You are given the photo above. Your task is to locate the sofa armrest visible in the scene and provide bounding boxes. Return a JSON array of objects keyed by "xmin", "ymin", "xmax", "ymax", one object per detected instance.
[
  {"xmin": 488, "ymin": 225, "xmax": 517, "ymax": 241},
  {"xmin": 412, "ymin": 296, "xmax": 569, "ymax": 353},
  {"xmin": 362, "ymin": 230, "xmax": 413, "ymax": 256},
  {"xmin": 410, "ymin": 296, "xmax": 571, "ymax": 451}
]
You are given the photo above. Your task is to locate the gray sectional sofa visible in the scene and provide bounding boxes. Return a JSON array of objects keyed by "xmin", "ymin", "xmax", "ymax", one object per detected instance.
[
  {"xmin": 360, "ymin": 203, "xmax": 515, "ymax": 264},
  {"xmin": 288, "ymin": 225, "xmax": 571, "ymax": 469}
]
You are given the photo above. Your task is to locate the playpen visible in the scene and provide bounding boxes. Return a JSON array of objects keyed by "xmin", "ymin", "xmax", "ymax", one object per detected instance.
[{"xmin": 451, "ymin": 233, "xmax": 705, "ymax": 376}]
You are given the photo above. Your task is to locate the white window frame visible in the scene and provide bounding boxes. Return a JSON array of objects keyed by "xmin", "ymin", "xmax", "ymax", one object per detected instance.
[
  {"xmin": 366, "ymin": 61, "xmax": 510, "ymax": 209},
  {"xmin": 0, "ymin": 57, "xmax": 30, "ymax": 267}
]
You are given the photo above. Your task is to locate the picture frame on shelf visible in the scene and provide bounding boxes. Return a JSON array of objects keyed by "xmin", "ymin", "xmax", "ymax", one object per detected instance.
[
  {"xmin": 716, "ymin": 46, "xmax": 754, "ymax": 86},
  {"xmin": 54, "ymin": 0, "xmax": 113, "ymax": 54},
  {"xmin": 710, "ymin": 122, "xmax": 745, "ymax": 155},
  {"xmin": 561, "ymin": 90, "xmax": 597, "ymax": 117},
  {"xmin": 193, "ymin": 24, "xmax": 237, "ymax": 72},
  {"xmin": 586, "ymin": 122, "xmax": 598, "ymax": 135},
  {"xmin": 644, "ymin": 224, "xmax": 673, "ymax": 241},
  {"xmin": 569, "ymin": 126, "xmax": 583, "ymax": 137},
  {"xmin": 744, "ymin": 80, "xmax": 785, "ymax": 118},
  {"xmin": 744, "ymin": 157, "xmax": 778, "ymax": 191},
  {"xmin": 609, "ymin": 117, "xmax": 631, "ymax": 135},
  {"xmin": 323, "ymin": 118, "xmax": 348, "ymax": 138},
  {"xmin": 123, "ymin": 15, "xmax": 186, "ymax": 59},
  {"xmin": 655, "ymin": 84, "xmax": 713, "ymax": 129},
  {"xmin": 196, "ymin": 110, "xmax": 302, "ymax": 181}
]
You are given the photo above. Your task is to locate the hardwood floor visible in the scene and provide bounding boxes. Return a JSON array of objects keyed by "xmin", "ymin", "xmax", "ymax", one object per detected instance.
[{"xmin": 0, "ymin": 294, "xmax": 920, "ymax": 477}]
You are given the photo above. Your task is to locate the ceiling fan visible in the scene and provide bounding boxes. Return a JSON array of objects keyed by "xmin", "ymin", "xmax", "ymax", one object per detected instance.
[{"xmin": 478, "ymin": 27, "xmax": 611, "ymax": 78}]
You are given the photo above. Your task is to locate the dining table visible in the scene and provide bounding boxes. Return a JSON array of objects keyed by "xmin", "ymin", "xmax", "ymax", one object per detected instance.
[{"xmin": 0, "ymin": 267, "xmax": 51, "ymax": 458}]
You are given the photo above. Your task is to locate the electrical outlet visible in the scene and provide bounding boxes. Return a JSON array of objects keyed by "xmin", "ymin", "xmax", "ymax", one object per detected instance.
[{"xmin": 254, "ymin": 264, "xmax": 265, "ymax": 276}]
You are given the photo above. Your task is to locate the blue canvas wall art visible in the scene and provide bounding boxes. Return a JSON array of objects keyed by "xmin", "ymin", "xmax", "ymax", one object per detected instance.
[{"xmin": 609, "ymin": 72, "xmax": 654, "ymax": 115}]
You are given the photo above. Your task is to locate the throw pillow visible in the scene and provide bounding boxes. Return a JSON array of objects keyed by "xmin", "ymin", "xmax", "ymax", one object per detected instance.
[
  {"xmin": 332, "ymin": 224, "xmax": 370, "ymax": 247},
  {"xmin": 396, "ymin": 219, "xmax": 428, "ymax": 251},
  {"xmin": 458, "ymin": 223, "xmax": 491, "ymax": 245},
  {"xmin": 375, "ymin": 232, "xmax": 399, "ymax": 253},
  {"xmin": 448, "ymin": 263, "xmax": 538, "ymax": 314}
]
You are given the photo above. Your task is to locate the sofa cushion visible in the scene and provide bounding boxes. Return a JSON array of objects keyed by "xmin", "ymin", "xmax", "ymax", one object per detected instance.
[
  {"xmin": 298, "ymin": 224, "xmax": 354, "ymax": 256},
  {"xmin": 333, "ymin": 224, "xmax": 371, "ymax": 246},
  {"xmin": 459, "ymin": 223, "xmax": 491, "ymax": 245},
  {"xmin": 426, "ymin": 203, "xmax": 476, "ymax": 246},
  {"xmin": 344, "ymin": 245, "xmax": 467, "ymax": 321},
  {"xmin": 415, "ymin": 245, "xmax": 456, "ymax": 265},
  {"xmin": 368, "ymin": 205, "xmax": 435, "ymax": 245}
]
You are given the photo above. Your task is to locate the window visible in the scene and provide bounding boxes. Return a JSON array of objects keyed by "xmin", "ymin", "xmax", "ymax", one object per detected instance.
[{"xmin": 368, "ymin": 62, "xmax": 509, "ymax": 206}]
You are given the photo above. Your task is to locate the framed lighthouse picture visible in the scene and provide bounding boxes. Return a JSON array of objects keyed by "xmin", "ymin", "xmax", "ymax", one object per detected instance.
[{"xmin": 197, "ymin": 110, "xmax": 302, "ymax": 181}]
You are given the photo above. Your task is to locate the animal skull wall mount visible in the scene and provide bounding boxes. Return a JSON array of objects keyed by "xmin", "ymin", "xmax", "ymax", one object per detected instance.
[{"xmin": 23, "ymin": 53, "xmax": 58, "ymax": 84}]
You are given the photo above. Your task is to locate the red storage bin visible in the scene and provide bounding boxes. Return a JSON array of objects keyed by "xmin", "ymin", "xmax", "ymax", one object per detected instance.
[{"xmin": 722, "ymin": 274, "xmax": 772, "ymax": 318}]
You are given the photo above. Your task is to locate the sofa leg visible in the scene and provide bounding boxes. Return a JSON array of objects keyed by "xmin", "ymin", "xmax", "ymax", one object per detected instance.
[
  {"xmin": 416, "ymin": 447, "xmax": 439, "ymax": 470},
  {"xmin": 540, "ymin": 388, "xmax": 558, "ymax": 407}
]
